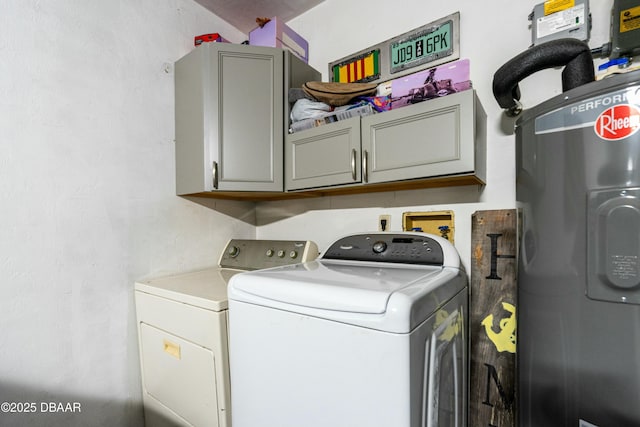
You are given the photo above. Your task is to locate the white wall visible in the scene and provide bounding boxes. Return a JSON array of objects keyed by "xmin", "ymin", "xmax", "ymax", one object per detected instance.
[
  {"xmin": 0, "ymin": 1, "xmax": 253, "ymax": 425},
  {"xmin": 257, "ymin": 0, "xmax": 613, "ymax": 271}
]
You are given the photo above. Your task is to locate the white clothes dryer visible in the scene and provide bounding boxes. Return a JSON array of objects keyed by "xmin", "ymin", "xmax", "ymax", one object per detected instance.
[
  {"xmin": 228, "ymin": 232, "xmax": 468, "ymax": 427},
  {"xmin": 134, "ymin": 239, "xmax": 318, "ymax": 427}
]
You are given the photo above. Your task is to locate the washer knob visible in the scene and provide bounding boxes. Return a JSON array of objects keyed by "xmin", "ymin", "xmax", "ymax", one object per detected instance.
[
  {"xmin": 372, "ymin": 241, "xmax": 387, "ymax": 254},
  {"xmin": 266, "ymin": 249, "xmax": 274, "ymax": 257},
  {"xmin": 277, "ymin": 250, "xmax": 285, "ymax": 258},
  {"xmin": 228, "ymin": 246, "xmax": 240, "ymax": 258},
  {"xmin": 289, "ymin": 250, "xmax": 298, "ymax": 259}
]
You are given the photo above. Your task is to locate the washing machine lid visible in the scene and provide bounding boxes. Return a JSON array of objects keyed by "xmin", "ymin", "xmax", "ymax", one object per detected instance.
[{"xmin": 228, "ymin": 259, "xmax": 448, "ymax": 314}]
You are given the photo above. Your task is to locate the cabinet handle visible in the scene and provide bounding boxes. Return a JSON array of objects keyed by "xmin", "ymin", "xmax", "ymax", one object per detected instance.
[
  {"xmin": 212, "ymin": 161, "xmax": 219, "ymax": 190},
  {"xmin": 362, "ymin": 150, "xmax": 369, "ymax": 183},
  {"xmin": 351, "ymin": 149, "xmax": 357, "ymax": 181}
]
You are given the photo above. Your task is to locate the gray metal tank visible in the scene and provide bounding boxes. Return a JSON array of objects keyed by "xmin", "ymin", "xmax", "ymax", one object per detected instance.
[{"xmin": 515, "ymin": 70, "xmax": 640, "ymax": 426}]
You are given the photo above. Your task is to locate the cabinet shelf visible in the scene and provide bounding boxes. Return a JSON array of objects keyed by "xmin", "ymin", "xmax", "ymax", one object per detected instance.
[{"xmin": 182, "ymin": 173, "xmax": 484, "ymax": 201}]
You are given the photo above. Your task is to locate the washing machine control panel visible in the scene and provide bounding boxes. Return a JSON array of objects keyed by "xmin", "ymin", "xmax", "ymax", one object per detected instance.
[
  {"xmin": 323, "ymin": 233, "xmax": 445, "ymax": 266},
  {"xmin": 219, "ymin": 239, "xmax": 319, "ymax": 270}
]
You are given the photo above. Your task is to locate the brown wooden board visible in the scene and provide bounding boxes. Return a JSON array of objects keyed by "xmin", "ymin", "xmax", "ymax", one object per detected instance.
[{"xmin": 470, "ymin": 209, "xmax": 518, "ymax": 427}]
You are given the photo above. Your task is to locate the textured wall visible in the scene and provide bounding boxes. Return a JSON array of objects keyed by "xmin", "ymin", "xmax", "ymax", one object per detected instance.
[{"xmin": 0, "ymin": 1, "xmax": 252, "ymax": 426}]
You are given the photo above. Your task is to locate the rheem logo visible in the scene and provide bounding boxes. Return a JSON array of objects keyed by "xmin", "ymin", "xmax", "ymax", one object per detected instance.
[{"xmin": 595, "ymin": 104, "xmax": 640, "ymax": 140}]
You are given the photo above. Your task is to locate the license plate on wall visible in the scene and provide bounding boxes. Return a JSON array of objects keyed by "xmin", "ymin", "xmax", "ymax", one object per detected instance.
[
  {"xmin": 390, "ymin": 19, "xmax": 454, "ymax": 74},
  {"xmin": 329, "ymin": 12, "xmax": 460, "ymax": 84}
]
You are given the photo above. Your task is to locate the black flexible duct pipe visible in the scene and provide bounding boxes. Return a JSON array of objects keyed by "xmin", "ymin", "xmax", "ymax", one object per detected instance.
[{"xmin": 493, "ymin": 39, "xmax": 595, "ymax": 116}]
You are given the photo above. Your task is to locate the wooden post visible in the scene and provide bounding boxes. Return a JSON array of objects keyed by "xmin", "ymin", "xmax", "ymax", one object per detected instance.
[{"xmin": 469, "ymin": 209, "xmax": 518, "ymax": 427}]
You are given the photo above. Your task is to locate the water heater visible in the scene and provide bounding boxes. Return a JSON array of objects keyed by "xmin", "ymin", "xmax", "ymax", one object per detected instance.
[{"xmin": 494, "ymin": 39, "xmax": 640, "ymax": 426}]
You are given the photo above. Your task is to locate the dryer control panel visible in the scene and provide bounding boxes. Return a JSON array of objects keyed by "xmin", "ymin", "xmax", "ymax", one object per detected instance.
[
  {"xmin": 219, "ymin": 239, "xmax": 319, "ymax": 270},
  {"xmin": 323, "ymin": 233, "xmax": 445, "ymax": 266}
]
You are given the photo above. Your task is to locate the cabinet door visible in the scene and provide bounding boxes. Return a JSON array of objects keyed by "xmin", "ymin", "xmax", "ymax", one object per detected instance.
[
  {"xmin": 175, "ymin": 44, "xmax": 283, "ymax": 194},
  {"xmin": 285, "ymin": 117, "xmax": 361, "ymax": 191},
  {"xmin": 361, "ymin": 90, "xmax": 483, "ymax": 185}
]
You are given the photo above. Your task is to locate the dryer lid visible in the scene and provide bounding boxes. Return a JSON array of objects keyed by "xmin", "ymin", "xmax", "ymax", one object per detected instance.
[
  {"xmin": 228, "ymin": 259, "xmax": 446, "ymax": 314},
  {"xmin": 135, "ymin": 267, "xmax": 242, "ymax": 311}
]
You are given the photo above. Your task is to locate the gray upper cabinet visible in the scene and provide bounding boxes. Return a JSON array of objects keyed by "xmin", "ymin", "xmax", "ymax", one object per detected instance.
[
  {"xmin": 285, "ymin": 90, "xmax": 486, "ymax": 192},
  {"xmin": 286, "ymin": 117, "xmax": 362, "ymax": 191},
  {"xmin": 174, "ymin": 42, "xmax": 485, "ymax": 200},
  {"xmin": 362, "ymin": 90, "xmax": 486, "ymax": 185},
  {"xmin": 175, "ymin": 43, "xmax": 284, "ymax": 195}
]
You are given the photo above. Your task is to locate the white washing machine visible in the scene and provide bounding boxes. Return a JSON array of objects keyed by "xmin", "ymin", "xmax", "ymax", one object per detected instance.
[
  {"xmin": 134, "ymin": 239, "xmax": 319, "ymax": 427},
  {"xmin": 228, "ymin": 232, "xmax": 468, "ymax": 427}
]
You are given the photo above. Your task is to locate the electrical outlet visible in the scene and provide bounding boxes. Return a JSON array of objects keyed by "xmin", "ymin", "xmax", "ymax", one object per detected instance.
[{"xmin": 378, "ymin": 215, "xmax": 391, "ymax": 231}]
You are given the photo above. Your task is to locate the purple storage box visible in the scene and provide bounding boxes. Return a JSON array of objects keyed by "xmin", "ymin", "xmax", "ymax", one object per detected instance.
[{"xmin": 249, "ymin": 17, "xmax": 309, "ymax": 63}]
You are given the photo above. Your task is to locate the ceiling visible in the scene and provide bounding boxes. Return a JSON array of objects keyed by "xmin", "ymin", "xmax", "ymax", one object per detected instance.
[{"xmin": 194, "ymin": 0, "xmax": 325, "ymax": 34}]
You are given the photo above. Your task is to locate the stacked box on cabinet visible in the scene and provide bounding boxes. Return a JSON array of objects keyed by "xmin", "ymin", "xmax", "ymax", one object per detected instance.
[{"xmin": 249, "ymin": 17, "xmax": 309, "ymax": 63}]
